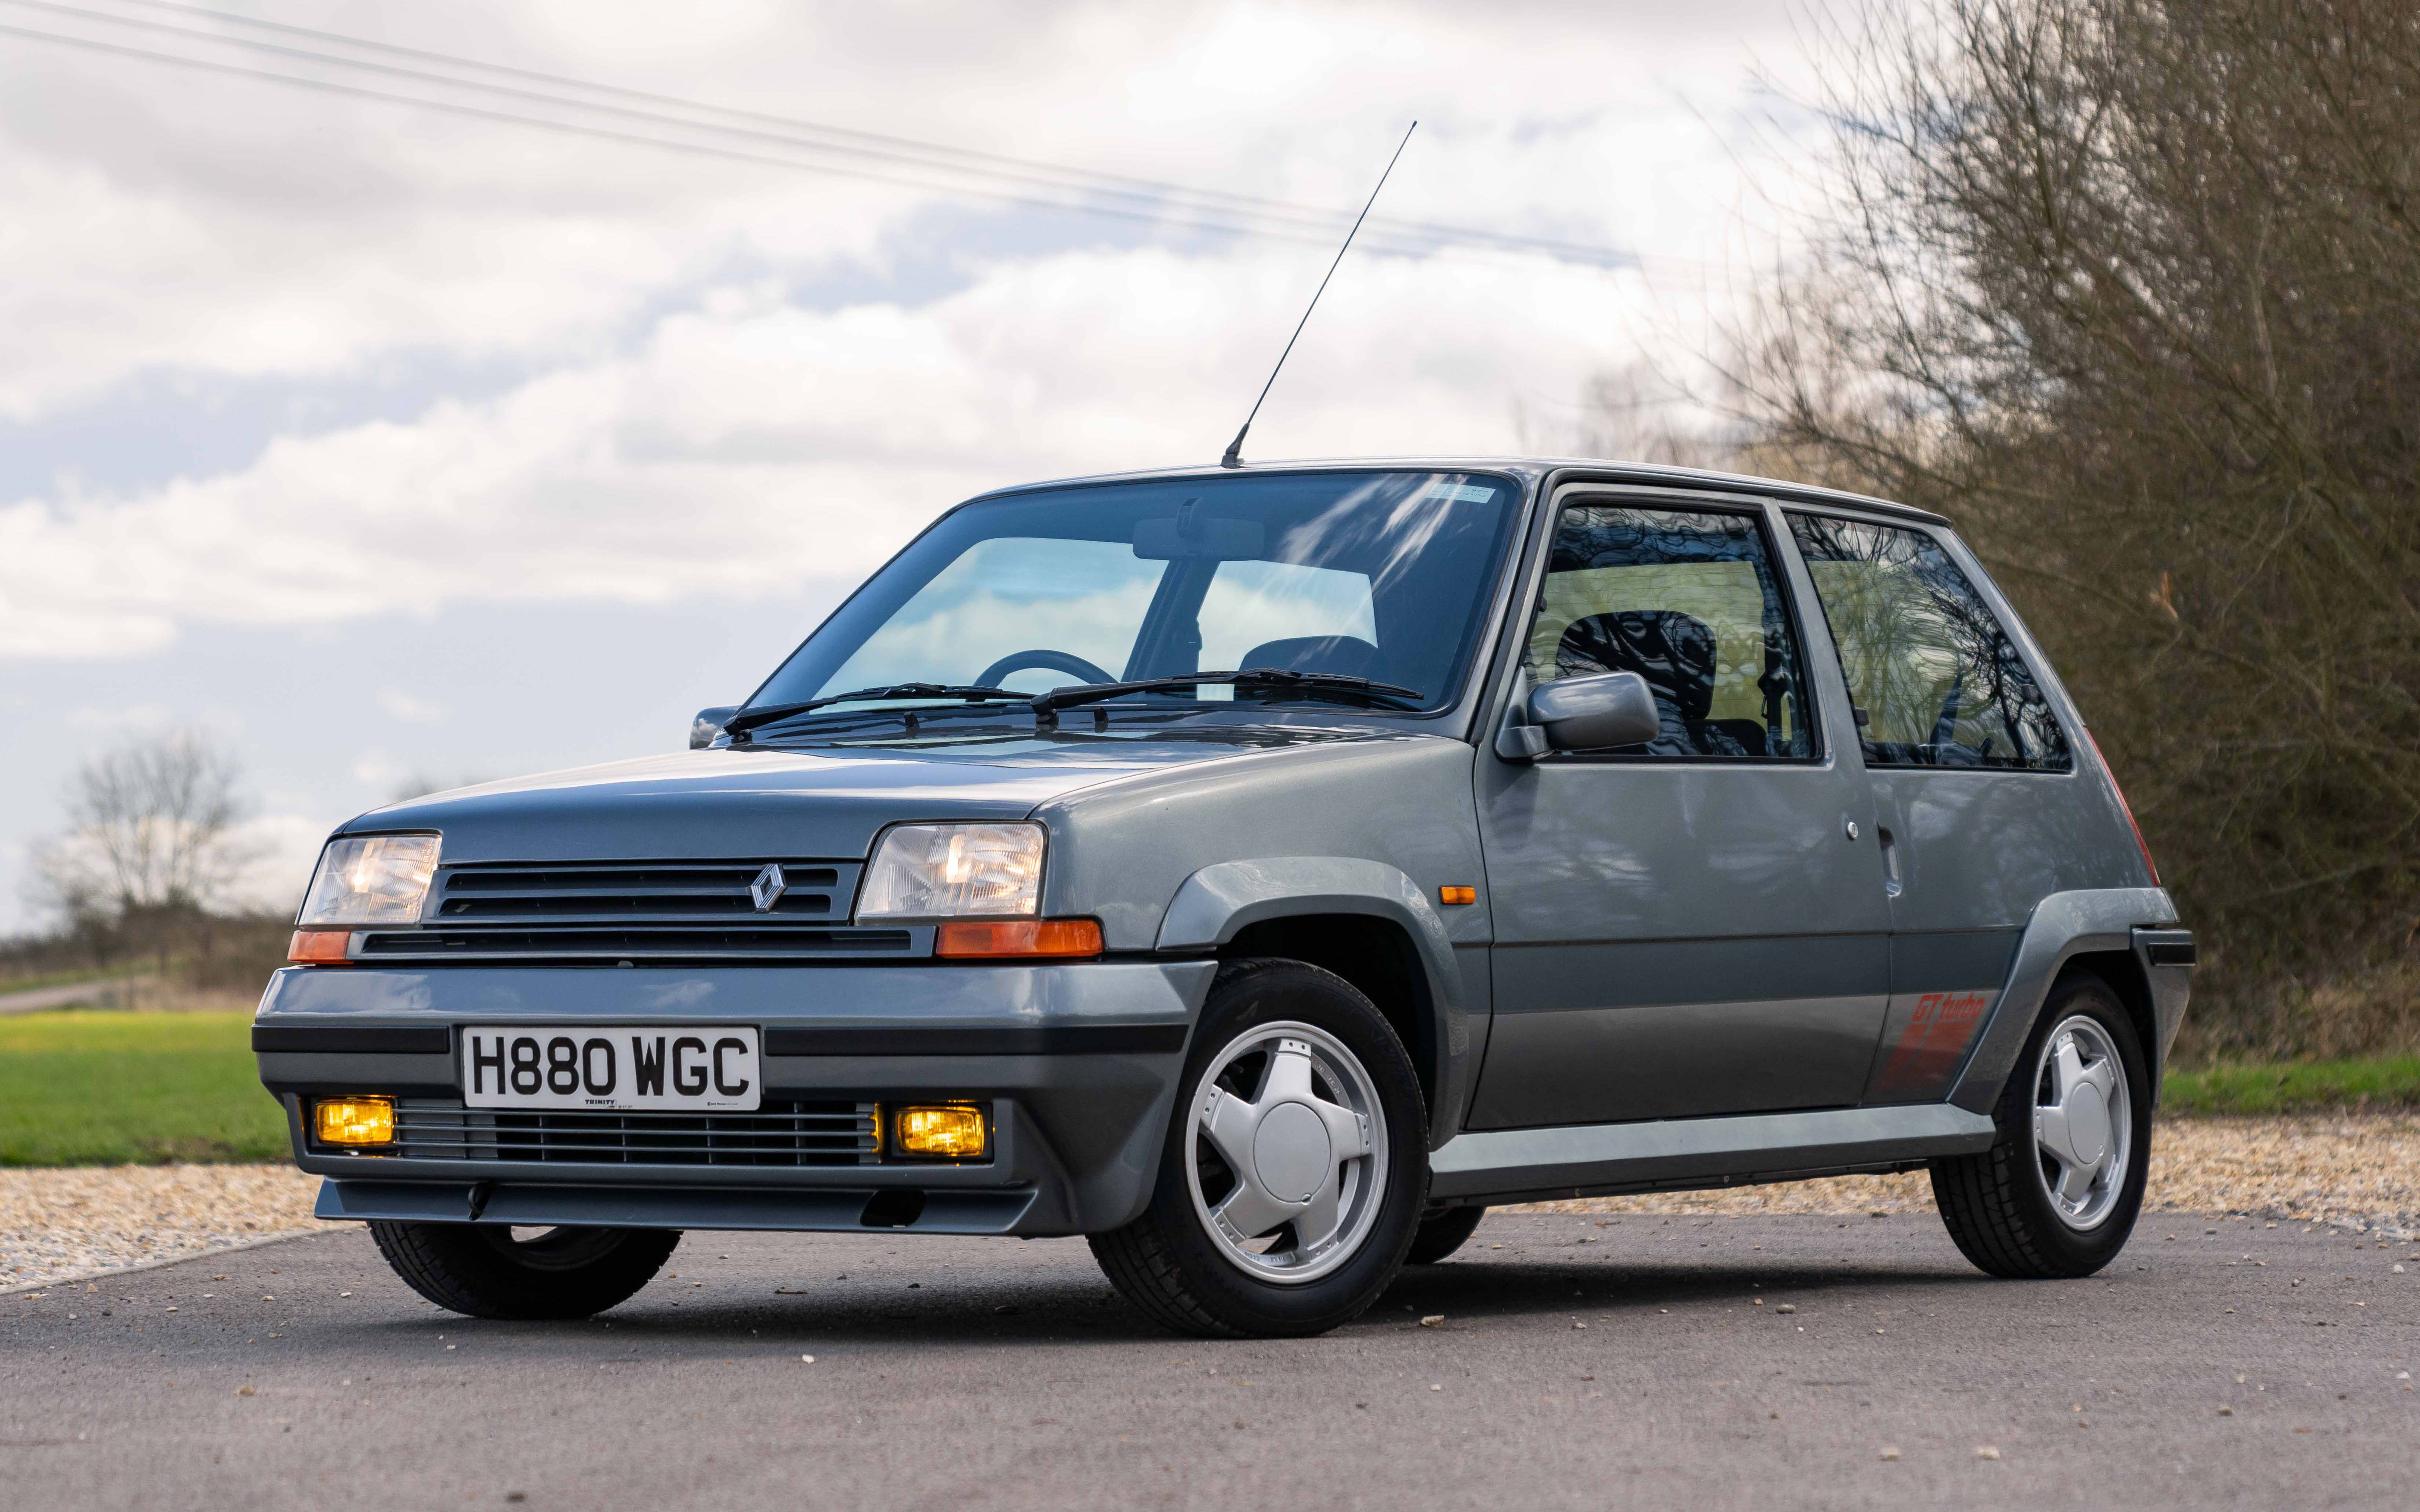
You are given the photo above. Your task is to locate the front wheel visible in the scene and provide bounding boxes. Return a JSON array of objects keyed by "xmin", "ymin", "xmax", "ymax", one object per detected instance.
[
  {"xmin": 1090, "ymin": 958, "xmax": 1427, "ymax": 1337},
  {"xmin": 368, "ymin": 1221, "xmax": 679, "ymax": 1319},
  {"xmin": 1931, "ymin": 972, "xmax": 2150, "ymax": 1278},
  {"xmin": 1405, "ymin": 1204, "xmax": 1486, "ymax": 1264}
]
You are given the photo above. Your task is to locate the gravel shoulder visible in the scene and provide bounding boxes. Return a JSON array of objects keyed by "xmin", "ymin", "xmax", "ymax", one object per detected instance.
[
  {"xmin": 1509, "ymin": 1114, "xmax": 2420, "ymax": 1234},
  {"xmin": 7, "ymin": 1113, "xmax": 2416, "ymax": 1292},
  {"xmin": 1, "ymin": 1163, "xmax": 320, "ymax": 1292}
]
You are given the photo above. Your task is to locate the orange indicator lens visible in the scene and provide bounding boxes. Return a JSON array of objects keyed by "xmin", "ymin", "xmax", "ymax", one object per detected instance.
[
  {"xmin": 288, "ymin": 929, "xmax": 352, "ymax": 965},
  {"xmin": 1438, "ymin": 886, "xmax": 1478, "ymax": 906},
  {"xmin": 933, "ymin": 919, "xmax": 1104, "ymax": 959}
]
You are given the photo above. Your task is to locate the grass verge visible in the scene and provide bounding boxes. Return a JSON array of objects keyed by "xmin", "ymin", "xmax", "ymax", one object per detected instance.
[
  {"xmin": 0, "ymin": 1009, "xmax": 287, "ymax": 1165},
  {"xmin": 2161, "ymin": 1056, "xmax": 2420, "ymax": 1116},
  {"xmin": 2, "ymin": 1008, "xmax": 2416, "ymax": 1166}
]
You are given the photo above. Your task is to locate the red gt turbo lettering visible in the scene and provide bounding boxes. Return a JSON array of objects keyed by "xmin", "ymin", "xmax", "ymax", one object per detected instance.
[{"xmin": 1871, "ymin": 991, "xmax": 1991, "ymax": 1099}]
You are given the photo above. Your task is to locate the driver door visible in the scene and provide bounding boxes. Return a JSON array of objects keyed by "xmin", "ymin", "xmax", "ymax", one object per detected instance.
[{"xmin": 1468, "ymin": 494, "xmax": 1894, "ymax": 1127}]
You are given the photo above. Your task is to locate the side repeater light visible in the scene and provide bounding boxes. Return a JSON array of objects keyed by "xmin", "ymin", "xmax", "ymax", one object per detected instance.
[{"xmin": 315, "ymin": 1096, "xmax": 395, "ymax": 1147}]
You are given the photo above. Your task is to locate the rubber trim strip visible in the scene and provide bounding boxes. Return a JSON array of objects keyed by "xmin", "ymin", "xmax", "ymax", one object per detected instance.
[
  {"xmin": 762, "ymin": 1024, "xmax": 1187, "ymax": 1056},
  {"xmin": 252, "ymin": 1025, "xmax": 452, "ymax": 1054}
]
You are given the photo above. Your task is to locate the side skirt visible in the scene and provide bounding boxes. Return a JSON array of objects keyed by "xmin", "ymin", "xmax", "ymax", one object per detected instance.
[{"xmin": 1428, "ymin": 1102, "xmax": 1997, "ymax": 1205}]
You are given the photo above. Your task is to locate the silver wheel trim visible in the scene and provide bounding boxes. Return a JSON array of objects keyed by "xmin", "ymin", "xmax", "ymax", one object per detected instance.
[
  {"xmin": 1183, "ymin": 1020, "xmax": 1388, "ymax": 1286},
  {"xmin": 2029, "ymin": 1014, "xmax": 2133, "ymax": 1232}
]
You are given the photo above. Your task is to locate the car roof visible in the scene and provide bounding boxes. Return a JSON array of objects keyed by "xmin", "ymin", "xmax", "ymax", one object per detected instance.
[{"xmin": 963, "ymin": 455, "xmax": 1953, "ymax": 528}]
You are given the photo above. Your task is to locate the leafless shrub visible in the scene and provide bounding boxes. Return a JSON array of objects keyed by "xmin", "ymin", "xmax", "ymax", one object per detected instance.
[
  {"xmin": 28, "ymin": 729, "xmax": 269, "ymax": 983},
  {"xmin": 1727, "ymin": 0, "xmax": 2420, "ymax": 1054}
]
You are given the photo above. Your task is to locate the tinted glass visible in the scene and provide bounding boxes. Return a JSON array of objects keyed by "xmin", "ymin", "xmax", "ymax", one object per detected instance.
[
  {"xmin": 1527, "ymin": 505, "xmax": 1816, "ymax": 758},
  {"xmin": 754, "ymin": 471, "xmax": 1520, "ymax": 715},
  {"xmin": 1787, "ymin": 514, "xmax": 2072, "ymax": 771}
]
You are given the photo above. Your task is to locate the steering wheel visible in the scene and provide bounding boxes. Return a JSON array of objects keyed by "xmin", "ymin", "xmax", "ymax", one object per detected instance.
[{"xmin": 975, "ymin": 648, "xmax": 1118, "ymax": 689}]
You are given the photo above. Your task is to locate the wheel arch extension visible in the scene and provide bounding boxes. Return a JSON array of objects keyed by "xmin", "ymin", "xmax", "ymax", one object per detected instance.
[
  {"xmin": 1948, "ymin": 888, "xmax": 2188, "ymax": 1116},
  {"xmin": 1156, "ymin": 858, "xmax": 1469, "ymax": 1148},
  {"xmin": 2057, "ymin": 949, "xmax": 2160, "ymax": 1097}
]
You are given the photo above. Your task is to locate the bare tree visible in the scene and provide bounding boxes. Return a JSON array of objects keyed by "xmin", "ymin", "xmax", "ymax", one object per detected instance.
[
  {"xmin": 32, "ymin": 730, "xmax": 263, "ymax": 979},
  {"xmin": 1726, "ymin": 0, "xmax": 2420, "ymax": 1054}
]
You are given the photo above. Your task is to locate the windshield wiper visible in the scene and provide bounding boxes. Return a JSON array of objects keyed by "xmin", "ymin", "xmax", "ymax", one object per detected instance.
[
  {"xmin": 723, "ymin": 684, "xmax": 1025, "ymax": 744},
  {"xmin": 1029, "ymin": 669, "xmax": 1423, "ymax": 724}
]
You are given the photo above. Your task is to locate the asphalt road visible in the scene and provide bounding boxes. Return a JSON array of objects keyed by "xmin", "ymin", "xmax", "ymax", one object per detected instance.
[{"xmin": 4, "ymin": 1210, "xmax": 2414, "ymax": 1510}]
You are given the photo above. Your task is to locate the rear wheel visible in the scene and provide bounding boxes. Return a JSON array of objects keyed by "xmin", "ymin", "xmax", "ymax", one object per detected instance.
[
  {"xmin": 1090, "ymin": 958, "xmax": 1426, "ymax": 1337},
  {"xmin": 368, "ymin": 1221, "xmax": 679, "ymax": 1319},
  {"xmin": 1931, "ymin": 972, "xmax": 2150, "ymax": 1278},
  {"xmin": 1405, "ymin": 1204, "xmax": 1486, "ymax": 1264}
]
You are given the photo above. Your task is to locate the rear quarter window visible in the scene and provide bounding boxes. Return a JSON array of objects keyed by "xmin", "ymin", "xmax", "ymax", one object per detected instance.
[{"xmin": 1787, "ymin": 513, "xmax": 2072, "ymax": 772}]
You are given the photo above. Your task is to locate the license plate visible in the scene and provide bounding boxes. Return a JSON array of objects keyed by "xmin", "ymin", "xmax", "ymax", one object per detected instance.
[{"xmin": 459, "ymin": 1026, "xmax": 762, "ymax": 1111}]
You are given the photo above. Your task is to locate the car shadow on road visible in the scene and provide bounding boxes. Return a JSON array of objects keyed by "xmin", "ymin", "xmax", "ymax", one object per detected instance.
[{"xmin": 417, "ymin": 1252, "xmax": 2001, "ymax": 1349}]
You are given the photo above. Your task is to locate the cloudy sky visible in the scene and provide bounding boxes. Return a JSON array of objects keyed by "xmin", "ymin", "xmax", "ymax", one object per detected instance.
[{"xmin": 0, "ymin": 0, "xmax": 1826, "ymax": 930}]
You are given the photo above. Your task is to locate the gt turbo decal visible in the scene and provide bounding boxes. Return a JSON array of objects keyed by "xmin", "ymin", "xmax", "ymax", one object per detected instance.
[{"xmin": 1871, "ymin": 991, "xmax": 1990, "ymax": 1098}]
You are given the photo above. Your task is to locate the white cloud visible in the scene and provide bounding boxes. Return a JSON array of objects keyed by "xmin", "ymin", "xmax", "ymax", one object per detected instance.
[
  {"xmin": 224, "ymin": 809, "xmax": 327, "ymax": 916},
  {"xmin": 376, "ymin": 686, "xmax": 451, "ymax": 724},
  {"xmin": 0, "ymin": 241, "xmax": 1660, "ymax": 658},
  {"xmin": 349, "ymin": 750, "xmax": 404, "ymax": 788}
]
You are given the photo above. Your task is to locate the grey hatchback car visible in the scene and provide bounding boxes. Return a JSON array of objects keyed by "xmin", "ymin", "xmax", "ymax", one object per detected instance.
[{"xmin": 257, "ymin": 459, "xmax": 2192, "ymax": 1337}]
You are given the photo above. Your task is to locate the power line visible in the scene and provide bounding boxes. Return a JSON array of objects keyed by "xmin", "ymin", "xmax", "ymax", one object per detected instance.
[
  {"xmin": 0, "ymin": 0, "xmax": 1638, "ymax": 268},
  {"xmin": 0, "ymin": 18, "xmax": 1435, "ymax": 257},
  {"xmin": 109, "ymin": 0, "xmax": 1610, "ymax": 261}
]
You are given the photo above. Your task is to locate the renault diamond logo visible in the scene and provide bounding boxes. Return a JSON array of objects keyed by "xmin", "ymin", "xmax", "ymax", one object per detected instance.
[{"xmin": 749, "ymin": 863, "xmax": 787, "ymax": 912}]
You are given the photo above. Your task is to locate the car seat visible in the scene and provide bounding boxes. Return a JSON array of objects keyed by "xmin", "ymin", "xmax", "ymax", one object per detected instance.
[
  {"xmin": 1553, "ymin": 611, "xmax": 1760, "ymax": 756},
  {"xmin": 1238, "ymin": 635, "xmax": 1384, "ymax": 681}
]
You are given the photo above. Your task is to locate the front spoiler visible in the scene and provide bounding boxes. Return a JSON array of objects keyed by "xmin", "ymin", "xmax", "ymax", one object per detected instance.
[{"xmin": 316, "ymin": 1179, "xmax": 1036, "ymax": 1235}]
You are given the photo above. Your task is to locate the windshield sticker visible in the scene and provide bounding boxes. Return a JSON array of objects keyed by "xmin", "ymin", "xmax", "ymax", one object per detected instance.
[{"xmin": 1421, "ymin": 482, "xmax": 1500, "ymax": 503}]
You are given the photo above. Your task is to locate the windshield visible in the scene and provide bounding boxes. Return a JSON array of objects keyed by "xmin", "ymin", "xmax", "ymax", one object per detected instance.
[{"xmin": 751, "ymin": 471, "xmax": 1522, "ymax": 719}]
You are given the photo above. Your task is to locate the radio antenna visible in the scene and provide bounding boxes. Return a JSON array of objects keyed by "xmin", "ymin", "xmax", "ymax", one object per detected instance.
[{"xmin": 1219, "ymin": 121, "xmax": 1416, "ymax": 469}]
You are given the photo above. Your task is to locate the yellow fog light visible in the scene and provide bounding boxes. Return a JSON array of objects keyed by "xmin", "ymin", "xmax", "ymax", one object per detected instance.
[
  {"xmin": 894, "ymin": 1104, "xmax": 988, "ymax": 1160},
  {"xmin": 316, "ymin": 1097, "xmax": 395, "ymax": 1147}
]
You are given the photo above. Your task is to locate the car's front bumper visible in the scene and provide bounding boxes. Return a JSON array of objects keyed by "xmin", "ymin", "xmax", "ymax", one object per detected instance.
[{"xmin": 254, "ymin": 959, "xmax": 1215, "ymax": 1237}]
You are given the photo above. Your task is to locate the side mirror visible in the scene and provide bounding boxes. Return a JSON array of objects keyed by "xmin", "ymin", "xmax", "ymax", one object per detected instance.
[
  {"xmin": 690, "ymin": 706, "xmax": 738, "ymax": 750},
  {"xmin": 1496, "ymin": 671, "xmax": 1660, "ymax": 760}
]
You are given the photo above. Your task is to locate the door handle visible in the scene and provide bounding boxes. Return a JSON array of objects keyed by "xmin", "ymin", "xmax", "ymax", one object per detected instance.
[{"xmin": 1878, "ymin": 826, "xmax": 1903, "ymax": 897}]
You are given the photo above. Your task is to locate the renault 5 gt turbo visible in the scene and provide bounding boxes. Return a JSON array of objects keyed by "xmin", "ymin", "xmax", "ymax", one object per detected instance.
[{"xmin": 257, "ymin": 459, "xmax": 2194, "ymax": 1338}]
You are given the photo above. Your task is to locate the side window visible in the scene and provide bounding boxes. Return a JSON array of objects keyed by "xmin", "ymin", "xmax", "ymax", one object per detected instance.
[
  {"xmin": 1526, "ymin": 505, "xmax": 1816, "ymax": 759},
  {"xmin": 1786, "ymin": 514, "xmax": 2072, "ymax": 772}
]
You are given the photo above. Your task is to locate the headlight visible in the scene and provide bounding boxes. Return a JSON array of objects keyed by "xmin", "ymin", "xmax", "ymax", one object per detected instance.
[
  {"xmin": 298, "ymin": 835, "xmax": 441, "ymax": 925},
  {"xmin": 857, "ymin": 823, "xmax": 1043, "ymax": 920}
]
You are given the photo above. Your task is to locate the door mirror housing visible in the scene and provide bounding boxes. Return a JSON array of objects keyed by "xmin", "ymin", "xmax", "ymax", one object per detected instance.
[
  {"xmin": 690, "ymin": 706, "xmax": 738, "ymax": 750},
  {"xmin": 1499, "ymin": 671, "xmax": 1660, "ymax": 759}
]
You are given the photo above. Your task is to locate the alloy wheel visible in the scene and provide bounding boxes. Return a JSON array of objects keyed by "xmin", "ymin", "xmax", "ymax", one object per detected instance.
[
  {"xmin": 1182, "ymin": 1020, "xmax": 1388, "ymax": 1285},
  {"xmin": 2029, "ymin": 1014, "xmax": 2133, "ymax": 1231}
]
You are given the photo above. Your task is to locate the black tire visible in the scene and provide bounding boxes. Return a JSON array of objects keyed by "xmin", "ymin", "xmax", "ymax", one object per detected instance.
[
  {"xmin": 1405, "ymin": 1204, "xmax": 1486, "ymax": 1264},
  {"xmin": 1089, "ymin": 958, "xmax": 1427, "ymax": 1338},
  {"xmin": 368, "ymin": 1221, "xmax": 680, "ymax": 1319},
  {"xmin": 1931, "ymin": 972, "xmax": 2150, "ymax": 1279}
]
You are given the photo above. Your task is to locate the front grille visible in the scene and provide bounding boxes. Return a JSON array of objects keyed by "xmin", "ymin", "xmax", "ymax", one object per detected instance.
[
  {"xmin": 361, "ymin": 858, "xmax": 898, "ymax": 961},
  {"xmin": 434, "ymin": 860, "xmax": 856, "ymax": 922},
  {"xmin": 389, "ymin": 1098, "xmax": 880, "ymax": 1167},
  {"xmin": 355, "ymin": 926, "xmax": 912, "ymax": 959}
]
